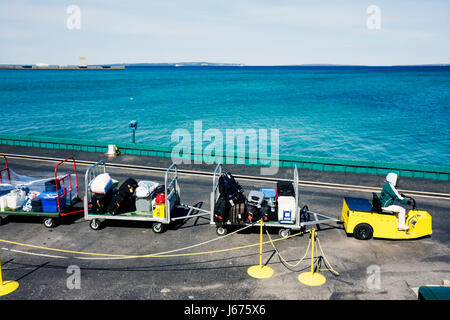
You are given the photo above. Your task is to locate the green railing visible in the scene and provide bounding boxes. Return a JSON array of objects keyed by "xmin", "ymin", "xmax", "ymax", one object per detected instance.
[{"xmin": 0, "ymin": 134, "xmax": 449, "ymax": 181}]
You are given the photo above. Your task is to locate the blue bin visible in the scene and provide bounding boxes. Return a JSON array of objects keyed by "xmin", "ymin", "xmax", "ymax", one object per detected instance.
[
  {"xmin": 260, "ymin": 188, "xmax": 276, "ymax": 199},
  {"xmin": 39, "ymin": 189, "xmax": 66, "ymax": 212}
]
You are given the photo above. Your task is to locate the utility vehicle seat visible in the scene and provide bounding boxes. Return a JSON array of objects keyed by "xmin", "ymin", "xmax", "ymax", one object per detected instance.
[{"xmin": 372, "ymin": 192, "xmax": 396, "ymax": 214}]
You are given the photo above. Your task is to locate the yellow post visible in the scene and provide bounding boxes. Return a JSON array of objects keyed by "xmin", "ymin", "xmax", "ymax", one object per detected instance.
[
  {"xmin": 259, "ymin": 217, "xmax": 263, "ymax": 267},
  {"xmin": 0, "ymin": 256, "xmax": 19, "ymax": 296},
  {"xmin": 298, "ymin": 228, "xmax": 326, "ymax": 286},
  {"xmin": 310, "ymin": 228, "xmax": 315, "ymax": 274},
  {"xmin": 247, "ymin": 219, "xmax": 274, "ymax": 279}
]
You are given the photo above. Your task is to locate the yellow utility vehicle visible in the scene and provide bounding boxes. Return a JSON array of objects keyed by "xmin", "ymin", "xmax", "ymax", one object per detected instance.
[{"xmin": 341, "ymin": 193, "xmax": 432, "ymax": 240}]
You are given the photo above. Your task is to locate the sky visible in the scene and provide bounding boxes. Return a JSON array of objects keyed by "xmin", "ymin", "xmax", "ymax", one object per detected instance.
[{"xmin": 0, "ymin": 0, "xmax": 449, "ymax": 66}]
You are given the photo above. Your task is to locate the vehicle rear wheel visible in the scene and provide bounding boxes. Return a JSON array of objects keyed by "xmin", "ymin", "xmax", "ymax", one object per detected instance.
[
  {"xmin": 216, "ymin": 226, "xmax": 228, "ymax": 236},
  {"xmin": 278, "ymin": 228, "xmax": 291, "ymax": 238},
  {"xmin": 353, "ymin": 223, "xmax": 373, "ymax": 240}
]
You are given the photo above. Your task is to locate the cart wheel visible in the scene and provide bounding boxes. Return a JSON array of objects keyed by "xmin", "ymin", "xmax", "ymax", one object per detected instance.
[
  {"xmin": 43, "ymin": 218, "xmax": 56, "ymax": 228},
  {"xmin": 353, "ymin": 223, "xmax": 373, "ymax": 240},
  {"xmin": 278, "ymin": 228, "xmax": 291, "ymax": 238},
  {"xmin": 152, "ymin": 222, "xmax": 166, "ymax": 234},
  {"xmin": 216, "ymin": 226, "xmax": 228, "ymax": 236},
  {"xmin": 90, "ymin": 219, "xmax": 101, "ymax": 231}
]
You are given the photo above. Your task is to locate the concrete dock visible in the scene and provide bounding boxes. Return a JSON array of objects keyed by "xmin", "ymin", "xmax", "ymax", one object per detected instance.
[{"xmin": 0, "ymin": 145, "xmax": 449, "ymax": 301}]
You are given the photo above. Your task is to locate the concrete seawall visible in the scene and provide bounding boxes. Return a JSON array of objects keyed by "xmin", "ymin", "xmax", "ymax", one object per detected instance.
[{"xmin": 0, "ymin": 134, "xmax": 449, "ymax": 182}]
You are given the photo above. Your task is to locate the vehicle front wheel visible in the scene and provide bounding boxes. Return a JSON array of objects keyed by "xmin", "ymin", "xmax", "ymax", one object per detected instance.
[
  {"xmin": 90, "ymin": 219, "xmax": 102, "ymax": 230},
  {"xmin": 152, "ymin": 222, "xmax": 166, "ymax": 234},
  {"xmin": 43, "ymin": 217, "xmax": 56, "ymax": 228},
  {"xmin": 353, "ymin": 223, "xmax": 373, "ymax": 240}
]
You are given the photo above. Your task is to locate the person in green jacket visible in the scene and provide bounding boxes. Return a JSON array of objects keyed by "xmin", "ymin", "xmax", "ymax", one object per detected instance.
[{"xmin": 380, "ymin": 172, "xmax": 411, "ymax": 231}]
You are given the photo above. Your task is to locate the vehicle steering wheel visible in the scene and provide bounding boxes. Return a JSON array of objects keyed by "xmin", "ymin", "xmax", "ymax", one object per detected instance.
[{"xmin": 402, "ymin": 194, "xmax": 417, "ymax": 210}]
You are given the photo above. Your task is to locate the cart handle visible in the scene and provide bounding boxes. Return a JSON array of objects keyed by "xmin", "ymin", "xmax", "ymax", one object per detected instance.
[
  {"xmin": 54, "ymin": 156, "xmax": 79, "ymax": 212},
  {"xmin": 0, "ymin": 156, "xmax": 11, "ymax": 184}
]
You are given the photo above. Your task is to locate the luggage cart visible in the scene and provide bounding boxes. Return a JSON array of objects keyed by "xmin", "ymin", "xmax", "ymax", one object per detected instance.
[
  {"xmin": 0, "ymin": 155, "xmax": 81, "ymax": 228},
  {"xmin": 210, "ymin": 163, "xmax": 340, "ymax": 237},
  {"xmin": 84, "ymin": 161, "xmax": 211, "ymax": 233}
]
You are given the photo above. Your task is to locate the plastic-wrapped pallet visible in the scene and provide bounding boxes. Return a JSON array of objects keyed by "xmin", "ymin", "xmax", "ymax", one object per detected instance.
[
  {"xmin": 0, "ymin": 195, "xmax": 7, "ymax": 212},
  {"xmin": 5, "ymin": 189, "xmax": 26, "ymax": 210},
  {"xmin": 135, "ymin": 181, "xmax": 159, "ymax": 198},
  {"xmin": 135, "ymin": 181, "xmax": 160, "ymax": 212}
]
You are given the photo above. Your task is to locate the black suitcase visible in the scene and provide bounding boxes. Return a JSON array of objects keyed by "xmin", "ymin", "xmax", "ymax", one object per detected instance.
[
  {"xmin": 152, "ymin": 184, "xmax": 165, "ymax": 197},
  {"xmin": 108, "ymin": 191, "xmax": 136, "ymax": 215},
  {"xmin": 118, "ymin": 178, "xmax": 138, "ymax": 196},
  {"xmin": 260, "ymin": 204, "xmax": 271, "ymax": 222},
  {"xmin": 91, "ymin": 189, "xmax": 113, "ymax": 214},
  {"xmin": 108, "ymin": 178, "xmax": 138, "ymax": 215},
  {"xmin": 45, "ymin": 179, "xmax": 61, "ymax": 192},
  {"xmin": 214, "ymin": 195, "xmax": 229, "ymax": 224},
  {"xmin": 31, "ymin": 198, "xmax": 42, "ymax": 212},
  {"xmin": 229, "ymin": 197, "xmax": 247, "ymax": 225},
  {"xmin": 246, "ymin": 204, "xmax": 260, "ymax": 224},
  {"xmin": 277, "ymin": 181, "xmax": 295, "ymax": 197},
  {"xmin": 219, "ymin": 172, "xmax": 244, "ymax": 204},
  {"xmin": 267, "ymin": 205, "xmax": 278, "ymax": 222}
]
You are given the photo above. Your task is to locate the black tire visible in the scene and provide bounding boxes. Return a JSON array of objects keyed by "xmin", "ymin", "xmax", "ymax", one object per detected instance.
[
  {"xmin": 278, "ymin": 228, "xmax": 291, "ymax": 238},
  {"xmin": 90, "ymin": 219, "xmax": 101, "ymax": 230},
  {"xmin": 216, "ymin": 226, "xmax": 228, "ymax": 236},
  {"xmin": 152, "ymin": 222, "xmax": 166, "ymax": 234},
  {"xmin": 353, "ymin": 223, "xmax": 373, "ymax": 240},
  {"xmin": 43, "ymin": 217, "xmax": 56, "ymax": 228},
  {"xmin": 0, "ymin": 216, "xmax": 3, "ymax": 226}
]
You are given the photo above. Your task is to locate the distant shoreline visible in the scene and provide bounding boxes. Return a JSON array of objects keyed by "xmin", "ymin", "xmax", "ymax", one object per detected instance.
[
  {"xmin": 0, "ymin": 65, "xmax": 125, "ymax": 70},
  {"xmin": 1, "ymin": 62, "xmax": 449, "ymax": 70},
  {"xmin": 116, "ymin": 62, "xmax": 450, "ymax": 67}
]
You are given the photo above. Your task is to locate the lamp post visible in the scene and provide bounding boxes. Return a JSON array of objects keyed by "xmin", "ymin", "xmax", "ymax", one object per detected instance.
[{"xmin": 129, "ymin": 120, "xmax": 138, "ymax": 144}]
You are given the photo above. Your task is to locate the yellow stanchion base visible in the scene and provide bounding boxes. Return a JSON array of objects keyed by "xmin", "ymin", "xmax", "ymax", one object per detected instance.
[
  {"xmin": 0, "ymin": 281, "xmax": 19, "ymax": 296},
  {"xmin": 247, "ymin": 265, "xmax": 274, "ymax": 279},
  {"xmin": 298, "ymin": 272, "xmax": 326, "ymax": 286}
]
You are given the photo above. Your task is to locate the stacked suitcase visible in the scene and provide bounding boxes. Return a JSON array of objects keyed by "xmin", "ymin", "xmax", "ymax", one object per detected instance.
[{"xmin": 214, "ymin": 171, "xmax": 297, "ymax": 225}]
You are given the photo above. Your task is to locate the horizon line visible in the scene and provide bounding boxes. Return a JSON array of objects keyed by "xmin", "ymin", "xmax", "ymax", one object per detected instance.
[{"xmin": 2, "ymin": 62, "xmax": 449, "ymax": 67}]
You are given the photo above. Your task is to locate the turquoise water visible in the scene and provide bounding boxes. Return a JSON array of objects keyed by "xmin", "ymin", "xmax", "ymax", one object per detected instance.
[{"xmin": 0, "ymin": 66, "xmax": 449, "ymax": 165}]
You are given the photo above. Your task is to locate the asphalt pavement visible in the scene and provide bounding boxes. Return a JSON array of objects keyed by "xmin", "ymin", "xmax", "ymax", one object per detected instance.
[{"xmin": 0, "ymin": 147, "xmax": 449, "ymax": 301}]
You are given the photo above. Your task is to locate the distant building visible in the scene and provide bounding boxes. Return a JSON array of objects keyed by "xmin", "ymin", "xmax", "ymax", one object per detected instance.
[{"xmin": 79, "ymin": 57, "xmax": 87, "ymax": 67}]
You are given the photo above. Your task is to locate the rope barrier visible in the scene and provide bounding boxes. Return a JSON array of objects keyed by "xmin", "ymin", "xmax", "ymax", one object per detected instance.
[
  {"xmin": 316, "ymin": 236, "xmax": 340, "ymax": 276},
  {"xmin": 0, "ymin": 223, "xmax": 305, "ymax": 260},
  {"xmin": 1, "ymin": 219, "xmax": 340, "ymax": 280},
  {"xmin": 266, "ymin": 225, "xmax": 340, "ymax": 277},
  {"xmin": 266, "ymin": 229, "xmax": 311, "ymax": 268}
]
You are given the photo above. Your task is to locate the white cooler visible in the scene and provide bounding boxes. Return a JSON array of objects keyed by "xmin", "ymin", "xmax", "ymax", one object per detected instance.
[{"xmin": 277, "ymin": 196, "xmax": 296, "ymax": 224}]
